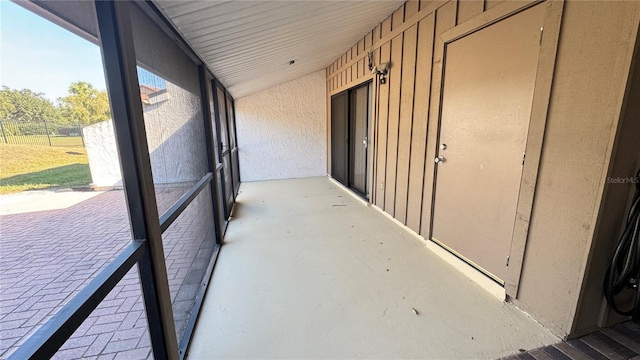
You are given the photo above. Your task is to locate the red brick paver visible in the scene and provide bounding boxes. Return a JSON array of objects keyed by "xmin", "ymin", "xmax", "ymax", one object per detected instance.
[{"xmin": 0, "ymin": 186, "xmax": 215, "ymax": 359}]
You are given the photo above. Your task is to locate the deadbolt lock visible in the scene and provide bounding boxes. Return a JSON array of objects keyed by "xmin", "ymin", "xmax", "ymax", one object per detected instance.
[
  {"xmin": 435, "ymin": 156, "xmax": 445, "ymax": 164},
  {"xmin": 440, "ymin": 144, "xmax": 447, "ymax": 150}
]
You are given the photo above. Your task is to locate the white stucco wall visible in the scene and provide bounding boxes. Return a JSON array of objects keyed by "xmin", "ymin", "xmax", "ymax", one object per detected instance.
[
  {"xmin": 83, "ymin": 119, "xmax": 122, "ymax": 187},
  {"xmin": 235, "ymin": 70, "xmax": 327, "ymax": 182},
  {"xmin": 143, "ymin": 82, "xmax": 208, "ymax": 185},
  {"xmin": 83, "ymin": 82, "xmax": 207, "ymax": 187}
]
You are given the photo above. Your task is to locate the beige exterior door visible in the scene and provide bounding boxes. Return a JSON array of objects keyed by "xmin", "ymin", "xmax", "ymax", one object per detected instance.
[{"xmin": 431, "ymin": 4, "xmax": 545, "ymax": 283}]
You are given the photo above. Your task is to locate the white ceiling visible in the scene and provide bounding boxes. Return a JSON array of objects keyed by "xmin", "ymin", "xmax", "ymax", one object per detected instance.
[{"xmin": 153, "ymin": 0, "xmax": 405, "ymax": 98}]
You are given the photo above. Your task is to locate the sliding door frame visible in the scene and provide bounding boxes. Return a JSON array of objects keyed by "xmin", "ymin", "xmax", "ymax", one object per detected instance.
[
  {"xmin": 331, "ymin": 80, "xmax": 373, "ymax": 199},
  {"xmin": 348, "ymin": 81, "xmax": 371, "ymax": 198},
  {"xmin": 330, "ymin": 90, "xmax": 349, "ymax": 186}
]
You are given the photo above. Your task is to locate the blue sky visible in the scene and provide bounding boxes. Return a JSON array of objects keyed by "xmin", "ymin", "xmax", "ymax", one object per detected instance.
[{"xmin": 0, "ymin": 1, "xmax": 106, "ymax": 101}]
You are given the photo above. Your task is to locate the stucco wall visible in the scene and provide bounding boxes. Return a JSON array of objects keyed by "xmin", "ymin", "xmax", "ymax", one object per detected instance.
[
  {"xmin": 235, "ymin": 70, "xmax": 327, "ymax": 182},
  {"xmin": 83, "ymin": 81, "xmax": 207, "ymax": 187},
  {"xmin": 143, "ymin": 82, "xmax": 208, "ymax": 185},
  {"xmin": 514, "ymin": 1, "xmax": 640, "ymax": 337},
  {"xmin": 83, "ymin": 119, "xmax": 121, "ymax": 187},
  {"xmin": 559, "ymin": 2, "xmax": 640, "ymax": 336}
]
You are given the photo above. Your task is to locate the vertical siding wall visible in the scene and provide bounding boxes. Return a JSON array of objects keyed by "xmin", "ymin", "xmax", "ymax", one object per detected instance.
[
  {"xmin": 326, "ymin": 0, "xmax": 495, "ymax": 244},
  {"xmin": 325, "ymin": 0, "xmax": 640, "ymax": 338}
]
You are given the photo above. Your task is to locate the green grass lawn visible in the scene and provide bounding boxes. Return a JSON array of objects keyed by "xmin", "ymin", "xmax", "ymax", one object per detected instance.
[
  {"xmin": 0, "ymin": 144, "xmax": 92, "ymax": 194},
  {"xmin": 5, "ymin": 135, "xmax": 84, "ymax": 147}
]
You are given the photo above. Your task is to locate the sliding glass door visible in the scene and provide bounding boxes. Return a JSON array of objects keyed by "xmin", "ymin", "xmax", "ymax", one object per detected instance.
[
  {"xmin": 349, "ymin": 84, "xmax": 369, "ymax": 195},
  {"xmin": 331, "ymin": 82, "xmax": 371, "ymax": 198},
  {"xmin": 331, "ymin": 91, "xmax": 349, "ymax": 185}
]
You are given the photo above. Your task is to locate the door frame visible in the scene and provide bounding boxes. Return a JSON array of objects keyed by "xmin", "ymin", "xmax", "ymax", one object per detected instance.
[
  {"xmin": 213, "ymin": 79, "xmax": 235, "ymax": 220},
  {"xmin": 330, "ymin": 90, "xmax": 349, "ymax": 186},
  {"xmin": 425, "ymin": 0, "xmax": 564, "ymax": 298},
  {"xmin": 330, "ymin": 80, "xmax": 373, "ymax": 200},
  {"xmin": 348, "ymin": 81, "xmax": 372, "ymax": 198}
]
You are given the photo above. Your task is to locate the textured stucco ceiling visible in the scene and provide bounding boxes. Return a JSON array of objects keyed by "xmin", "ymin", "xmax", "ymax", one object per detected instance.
[{"xmin": 153, "ymin": 1, "xmax": 405, "ymax": 98}]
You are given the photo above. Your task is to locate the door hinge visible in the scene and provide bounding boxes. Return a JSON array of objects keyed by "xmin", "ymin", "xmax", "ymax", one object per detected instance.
[
  {"xmin": 506, "ymin": 255, "xmax": 510, "ymax": 267},
  {"xmin": 522, "ymin": 152, "xmax": 526, "ymax": 165},
  {"xmin": 539, "ymin": 27, "xmax": 544, "ymax": 45}
]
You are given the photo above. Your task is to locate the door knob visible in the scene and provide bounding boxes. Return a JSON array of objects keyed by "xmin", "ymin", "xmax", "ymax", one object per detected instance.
[{"xmin": 435, "ymin": 156, "xmax": 445, "ymax": 164}]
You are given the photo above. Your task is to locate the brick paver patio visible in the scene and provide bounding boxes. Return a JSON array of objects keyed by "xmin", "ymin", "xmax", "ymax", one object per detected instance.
[{"xmin": 0, "ymin": 186, "xmax": 216, "ymax": 359}]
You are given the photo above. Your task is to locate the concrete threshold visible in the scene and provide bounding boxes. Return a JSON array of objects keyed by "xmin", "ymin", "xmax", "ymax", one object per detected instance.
[{"xmin": 188, "ymin": 177, "xmax": 558, "ymax": 359}]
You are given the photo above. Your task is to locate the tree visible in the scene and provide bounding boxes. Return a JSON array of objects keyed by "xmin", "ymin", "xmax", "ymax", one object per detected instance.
[
  {"xmin": 0, "ymin": 86, "xmax": 62, "ymax": 123},
  {"xmin": 59, "ymin": 81, "xmax": 110, "ymax": 125}
]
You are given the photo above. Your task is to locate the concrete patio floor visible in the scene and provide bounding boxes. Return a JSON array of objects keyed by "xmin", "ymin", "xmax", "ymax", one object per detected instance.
[{"xmin": 188, "ymin": 177, "xmax": 559, "ymax": 359}]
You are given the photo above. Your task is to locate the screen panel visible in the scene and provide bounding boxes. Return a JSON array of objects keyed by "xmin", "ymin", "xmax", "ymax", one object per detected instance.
[{"xmin": 331, "ymin": 91, "xmax": 349, "ymax": 185}]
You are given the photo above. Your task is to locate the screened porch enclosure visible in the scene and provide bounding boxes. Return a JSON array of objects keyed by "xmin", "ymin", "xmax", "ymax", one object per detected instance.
[
  {"xmin": 4, "ymin": 0, "xmax": 640, "ymax": 359},
  {"xmin": 6, "ymin": 1, "xmax": 240, "ymax": 358}
]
